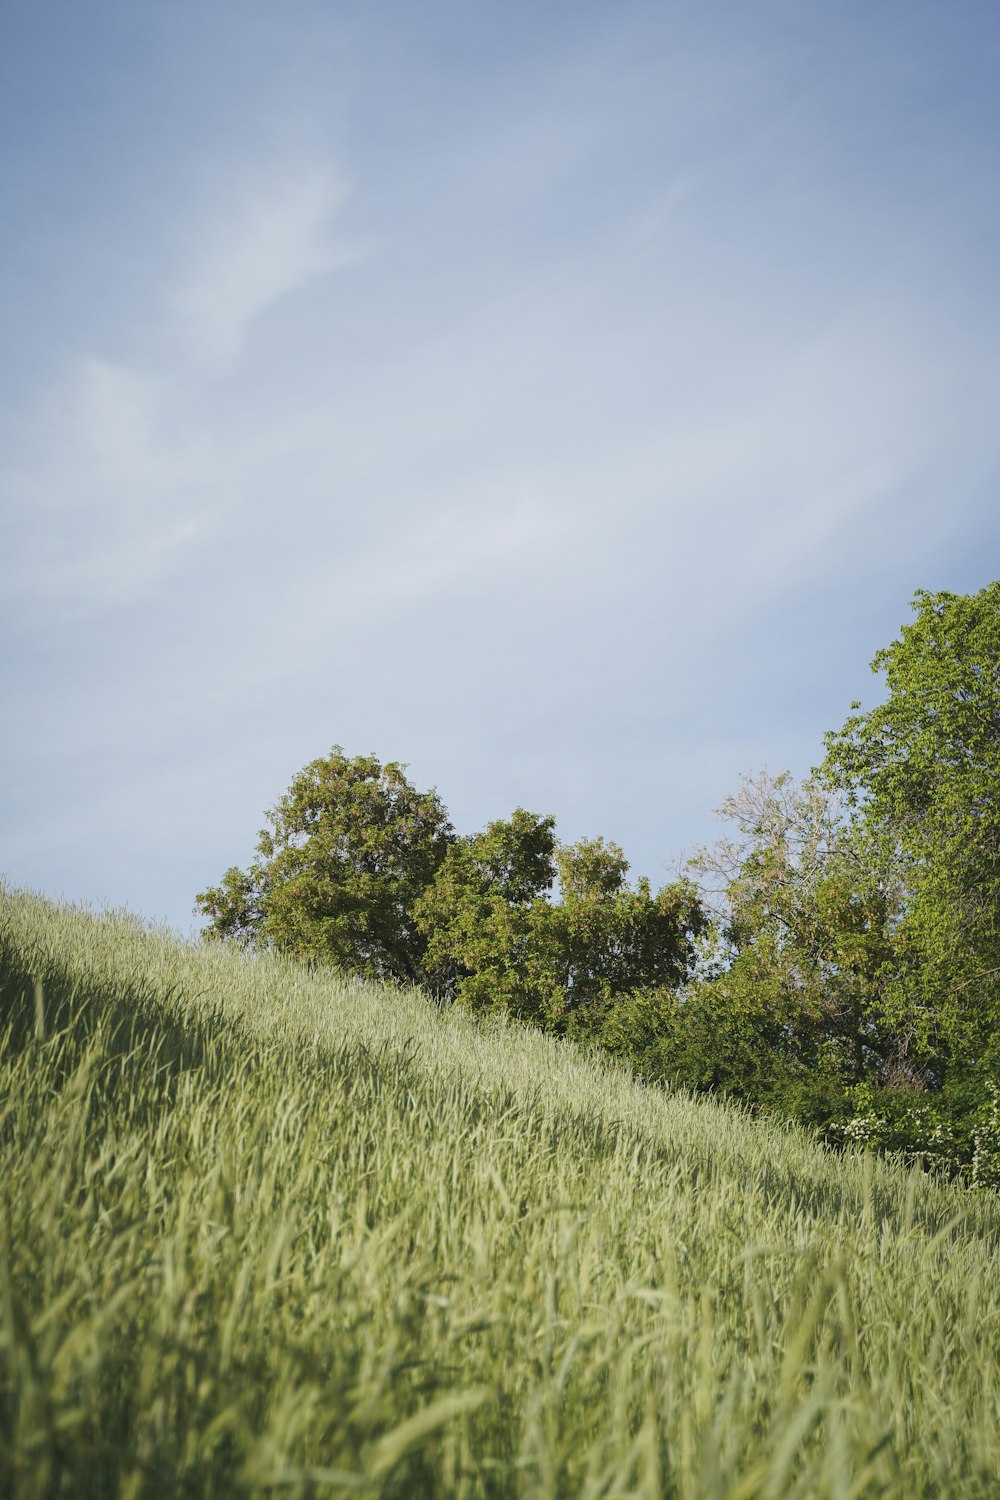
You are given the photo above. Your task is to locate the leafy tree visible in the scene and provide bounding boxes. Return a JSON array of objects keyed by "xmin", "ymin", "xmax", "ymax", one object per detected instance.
[
  {"xmin": 823, "ymin": 583, "xmax": 1000, "ymax": 1072},
  {"xmin": 415, "ymin": 814, "xmax": 704, "ymax": 1029},
  {"xmin": 196, "ymin": 749, "xmax": 454, "ymax": 984},
  {"xmin": 414, "ymin": 809, "xmax": 561, "ymax": 1015},
  {"xmin": 554, "ymin": 838, "xmax": 705, "ymax": 1024},
  {"xmin": 692, "ymin": 771, "xmax": 899, "ymax": 1079},
  {"xmin": 620, "ymin": 771, "xmax": 899, "ymax": 1113},
  {"xmin": 199, "ymin": 759, "xmax": 702, "ymax": 1023},
  {"xmin": 651, "ymin": 586, "xmax": 1000, "ymax": 1172}
]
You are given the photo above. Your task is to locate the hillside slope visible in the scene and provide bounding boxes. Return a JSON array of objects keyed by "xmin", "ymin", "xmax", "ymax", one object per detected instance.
[{"xmin": 2, "ymin": 885, "xmax": 1000, "ymax": 1498}]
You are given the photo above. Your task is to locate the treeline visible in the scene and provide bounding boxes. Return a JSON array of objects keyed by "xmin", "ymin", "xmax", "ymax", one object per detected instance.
[{"xmin": 198, "ymin": 582, "xmax": 1000, "ymax": 1183}]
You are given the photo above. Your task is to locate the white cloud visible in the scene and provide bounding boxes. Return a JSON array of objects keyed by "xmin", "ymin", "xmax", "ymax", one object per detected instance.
[
  {"xmin": 359, "ymin": 500, "xmax": 559, "ymax": 607},
  {"xmin": 3, "ymin": 358, "xmax": 212, "ymax": 606},
  {"xmin": 73, "ymin": 358, "xmax": 163, "ymax": 483},
  {"xmin": 1, "ymin": 158, "xmax": 363, "ymax": 612},
  {"xmin": 254, "ymin": 494, "xmax": 564, "ymax": 679},
  {"xmin": 169, "ymin": 167, "xmax": 353, "ymax": 371}
]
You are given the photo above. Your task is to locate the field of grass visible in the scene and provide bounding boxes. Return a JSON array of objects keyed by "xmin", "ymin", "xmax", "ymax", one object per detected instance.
[{"xmin": 2, "ymin": 884, "xmax": 1000, "ymax": 1498}]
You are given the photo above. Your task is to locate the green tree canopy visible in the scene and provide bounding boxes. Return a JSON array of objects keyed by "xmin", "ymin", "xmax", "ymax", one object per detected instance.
[
  {"xmin": 823, "ymin": 583, "xmax": 1000, "ymax": 1069},
  {"xmin": 196, "ymin": 749, "xmax": 455, "ymax": 985},
  {"xmin": 665, "ymin": 771, "xmax": 900, "ymax": 1107},
  {"xmin": 415, "ymin": 815, "xmax": 704, "ymax": 1029},
  {"xmin": 197, "ymin": 758, "xmax": 703, "ymax": 1024}
]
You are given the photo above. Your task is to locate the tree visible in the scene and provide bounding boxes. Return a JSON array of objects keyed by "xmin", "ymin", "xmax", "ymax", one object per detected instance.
[
  {"xmin": 823, "ymin": 583, "xmax": 1000, "ymax": 1072},
  {"xmin": 413, "ymin": 809, "xmax": 562, "ymax": 1016},
  {"xmin": 651, "ymin": 588, "xmax": 1000, "ymax": 1170},
  {"xmin": 414, "ymin": 813, "xmax": 704, "ymax": 1029},
  {"xmin": 196, "ymin": 749, "xmax": 454, "ymax": 985},
  {"xmin": 668, "ymin": 770, "xmax": 901, "ymax": 1111},
  {"xmin": 198, "ymin": 757, "xmax": 702, "ymax": 1020},
  {"xmin": 553, "ymin": 838, "xmax": 705, "ymax": 1023}
]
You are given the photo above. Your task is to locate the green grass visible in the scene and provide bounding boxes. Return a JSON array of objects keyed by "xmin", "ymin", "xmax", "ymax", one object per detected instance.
[{"xmin": 2, "ymin": 885, "xmax": 1000, "ymax": 1498}]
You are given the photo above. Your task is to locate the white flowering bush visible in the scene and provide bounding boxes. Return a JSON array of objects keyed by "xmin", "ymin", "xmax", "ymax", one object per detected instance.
[
  {"xmin": 824, "ymin": 1075, "xmax": 1000, "ymax": 1191},
  {"xmin": 971, "ymin": 1084, "xmax": 1000, "ymax": 1189}
]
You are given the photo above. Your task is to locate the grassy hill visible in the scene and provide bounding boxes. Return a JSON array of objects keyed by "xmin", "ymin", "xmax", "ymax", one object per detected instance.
[{"xmin": 2, "ymin": 885, "xmax": 1000, "ymax": 1498}]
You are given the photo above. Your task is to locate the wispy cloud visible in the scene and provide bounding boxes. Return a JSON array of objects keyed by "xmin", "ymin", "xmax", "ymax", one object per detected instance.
[
  {"xmin": 301, "ymin": 496, "xmax": 561, "ymax": 626},
  {"xmin": 169, "ymin": 167, "xmax": 353, "ymax": 371},
  {"xmin": 2, "ymin": 158, "xmax": 362, "ymax": 612},
  {"xmin": 5, "ymin": 357, "xmax": 220, "ymax": 607}
]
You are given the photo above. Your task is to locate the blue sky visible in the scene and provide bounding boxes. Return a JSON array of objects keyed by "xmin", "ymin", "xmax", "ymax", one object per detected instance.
[{"xmin": 3, "ymin": 0, "xmax": 999, "ymax": 934}]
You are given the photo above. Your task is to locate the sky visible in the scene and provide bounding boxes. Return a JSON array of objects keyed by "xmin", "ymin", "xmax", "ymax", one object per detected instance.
[{"xmin": 3, "ymin": 0, "xmax": 1000, "ymax": 936}]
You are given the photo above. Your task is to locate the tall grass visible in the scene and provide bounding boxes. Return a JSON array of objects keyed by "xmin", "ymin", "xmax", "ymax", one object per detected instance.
[{"xmin": 2, "ymin": 883, "xmax": 1000, "ymax": 1498}]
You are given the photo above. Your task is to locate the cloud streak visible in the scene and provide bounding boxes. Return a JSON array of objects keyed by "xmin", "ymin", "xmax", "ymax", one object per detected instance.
[
  {"xmin": 3, "ymin": 357, "xmax": 218, "ymax": 607},
  {"xmin": 169, "ymin": 166, "xmax": 353, "ymax": 372},
  {"xmin": 2, "ymin": 159, "xmax": 362, "ymax": 612}
]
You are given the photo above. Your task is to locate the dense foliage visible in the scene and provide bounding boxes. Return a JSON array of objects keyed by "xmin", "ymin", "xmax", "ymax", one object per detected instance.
[
  {"xmin": 416, "ymin": 812, "xmax": 705, "ymax": 1031},
  {"xmin": 646, "ymin": 582, "xmax": 1000, "ymax": 1177},
  {"xmin": 197, "ymin": 750, "xmax": 455, "ymax": 984},
  {"xmin": 602, "ymin": 772, "xmax": 900, "ymax": 1118},
  {"xmin": 5, "ymin": 888, "xmax": 1000, "ymax": 1498},
  {"xmin": 823, "ymin": 582, "xmax": 1000, "ymax": 1074},
  {"xmin": 198, "ymin": 760, "xmax": 705, "ymax": 1031},
  {"xmin": 197, "ymin": 583, "xmax": 1000, "ymax": 1180}
]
